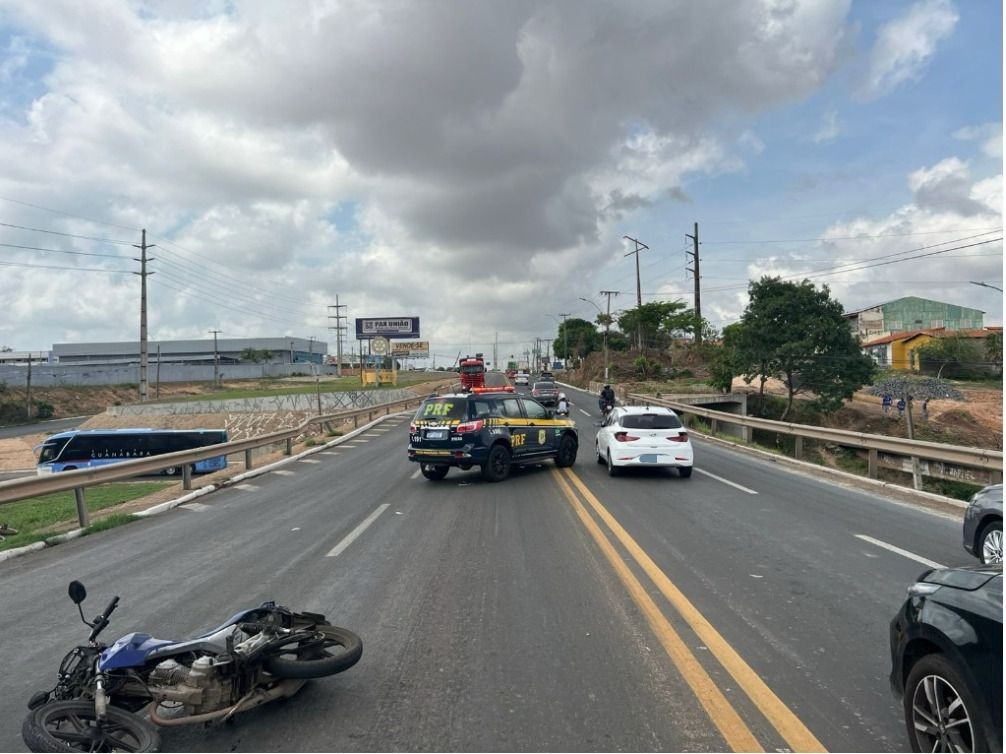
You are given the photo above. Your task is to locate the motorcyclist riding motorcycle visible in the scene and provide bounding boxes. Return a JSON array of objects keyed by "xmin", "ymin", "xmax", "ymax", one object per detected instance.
[
  {"xmin": 555, "ymin": 393, "xmax": 570, "ymax": 417},
  {"xmin": 598, "ymin": 384, "xmax": 615, "ymax": 416}
]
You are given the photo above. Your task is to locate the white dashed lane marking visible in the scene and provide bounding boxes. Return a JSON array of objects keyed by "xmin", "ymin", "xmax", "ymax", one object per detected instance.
[
  {"xmin": 326, "ymin": 504, "xmax": 391, "ymax": 558},
  {"xmin": 410, "ymin": 468, "xmax": 421, "ymax": 479},
  {"xmin": 578, "ymin": 408, "xmax": 591, "ymax": 417},
  {"xmin": 299, "ymin": 459, "xmax": 321, "ymax": 464},
  {"xmin": 854, "ymin": 535, "xmax": 945, "ymax": 569},
  {"xmin": 274, "ymin": 470, "xmax": 296, "ymax": 476},
  {"xmin": 693, "ymin": 469, "xmax": 758, "ymax": 494},
  {"xmin": 319, "ymin": 451, "xmax": 340, "ymax": 456},
  {"xmin": 235, "ymin": 483, "xmax": 259, "ymax": 491}
]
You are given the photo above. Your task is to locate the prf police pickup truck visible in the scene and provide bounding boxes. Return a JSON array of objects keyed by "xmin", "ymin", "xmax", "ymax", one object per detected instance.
[{"xmin": 408, "ymin": 388, "xmax": 578, "ymax": 482}]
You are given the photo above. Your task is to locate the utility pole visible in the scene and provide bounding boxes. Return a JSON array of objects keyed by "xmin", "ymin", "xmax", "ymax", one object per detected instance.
[
  {"xmin": 132, "ymin": 229, "xmax": 155, "ymax": 402},
  {"xmin": 623, "ymin": 235, "xmax": 649, "ymax": 350},
  {"xmin": 558, "ymin": 313, "xmax": 571, "ymax": 368},
  {"xmin": 155, "ymin": 345, "xmax": 161, "ymax": 399},
  {"xmin": 600, "ymin": 290, "xmax": 619, "ymax": 382},
  {"xmin": 686, "ymin": 222, "xmax": 702, "ymax": 346},
  {"xmin": 209, "ymin": 329, "xmax": 221, "ymax": 385},
  {"xmin": 327, "ymin": 297, "xmax": 348, "ymax": 377},
  {"xmin": 25, "ymin": 352, "xmax": 32, "ymax": 419}
]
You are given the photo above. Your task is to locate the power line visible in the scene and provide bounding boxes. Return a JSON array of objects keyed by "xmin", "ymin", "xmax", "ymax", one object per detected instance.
[
  {"xmin": 0, "ymin": 259, "xmax": 132, "ymax": 273},
  {"xmin": 0, "ymin": 241, "xmax": 129, "ymax": 259},
  {"xmin": 0, "ymin": 220, "xmax": 134, "ymax": 245},
  {"xmin": 702, "ymin": 227, "xmax": 1003, "ymax": 245},
  {"xmin": 0, "ymin": 195, "xmax": 141, "ymax": 232},
  {"xmin": 154, "ymin": 267, "xmax": 310, "ymax": 319}
]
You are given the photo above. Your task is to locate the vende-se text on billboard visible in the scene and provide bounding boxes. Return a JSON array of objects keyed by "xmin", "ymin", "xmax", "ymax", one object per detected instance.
[{"xmin": 355, "ymin": 317, "xmax": 421, "ymax": 339}]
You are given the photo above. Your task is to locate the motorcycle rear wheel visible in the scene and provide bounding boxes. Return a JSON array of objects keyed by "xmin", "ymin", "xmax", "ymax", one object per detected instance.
[
  {"xmin": 22, "ymin": 700, "xmax": 160, "ymax": 753},
  {"xmin": 264, "ymin": 625, "xmax": 363, "ymax": 679}
]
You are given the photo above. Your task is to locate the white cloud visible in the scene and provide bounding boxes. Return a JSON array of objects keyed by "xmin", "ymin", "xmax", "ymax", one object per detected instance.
[
  {"xmin": 739, "ymin": 156, "xmax": 1002, "ymax": 325},
  {"xmin": 953, "ymin": 122, "xmax": 1003, "ymax": 159},
  {"xmin": 861, "ymin": 0, "xmax": 958, "ymax": 99},
  {"xmin": 810, "ymin": 107, "xmax": 842, "ymax": 144}
]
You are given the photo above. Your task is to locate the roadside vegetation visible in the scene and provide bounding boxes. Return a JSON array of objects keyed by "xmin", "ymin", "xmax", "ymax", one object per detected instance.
[{"xmin": 0, "ymin": 481, "xmax": 171, "ymax": 551}]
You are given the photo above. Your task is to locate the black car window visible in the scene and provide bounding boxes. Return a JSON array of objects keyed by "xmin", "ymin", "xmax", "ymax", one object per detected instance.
[
  {"xmin": 522, "ymin": 399, "xmax": 548, "ymax": 420},
  {"xmin": 472, "ymin": 400, "xmax": 500, "ymax": 418},
  {"xmin": 533, "ymin": 382, "xmax": 554, "ymax": 390},
  {"xmin": 620, "ymin": 413, "xmax": 683, "ymax": 430},
  {"xmin": 500, "ymin": 398, "xmax": 522, "ymax": 418},
  {"xmin": 416, "ymin": 398, "xmax": 469, "ymax": 421}
]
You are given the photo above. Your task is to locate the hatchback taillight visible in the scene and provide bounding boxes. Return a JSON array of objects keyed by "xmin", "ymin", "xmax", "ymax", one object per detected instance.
[
  {"xmin": 613, "ymin": 432, "xmax": 640, "ymax": 442},
  {"xmin": 455, "ymin": 419, "xmax": 485, "ymax": 433},
  {"xmin": 666, "ymin": 432, "xmax": 688, "ymax": 442}
]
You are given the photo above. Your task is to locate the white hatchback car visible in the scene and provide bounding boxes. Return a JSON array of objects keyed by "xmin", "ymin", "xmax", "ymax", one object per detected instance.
[{"xmin": 595, "ymin": 406, "xmax": 694, "ymax": 477}]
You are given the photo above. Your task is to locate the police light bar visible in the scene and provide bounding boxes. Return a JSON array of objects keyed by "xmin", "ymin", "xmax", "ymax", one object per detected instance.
[{"xmin": 470, "ymin": 386, "xmax": 514, "ymax": 393}]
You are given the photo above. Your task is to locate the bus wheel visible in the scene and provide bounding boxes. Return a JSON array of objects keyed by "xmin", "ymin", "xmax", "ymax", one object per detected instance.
[{"xmin": 163, "ymin": 466, "xmax": 179, "ymax": 476}]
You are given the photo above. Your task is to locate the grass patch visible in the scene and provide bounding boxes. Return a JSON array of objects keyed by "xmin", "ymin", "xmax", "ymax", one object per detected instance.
[
  {"xmin": 922, "ymin": 478, "xmax": 985, "ymax": 502},
  {"xmin": 0, "ymin": 481, "xmax": 171, "ymax": 551},
  {"xmin": 82, "ymin": 513, "xmax": 138, "ymax": 536}
]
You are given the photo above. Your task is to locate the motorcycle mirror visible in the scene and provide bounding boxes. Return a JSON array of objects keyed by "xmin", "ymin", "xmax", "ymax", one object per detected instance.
[{"xmin": 68, "ymin": 580, "xmax": 87, "ymax": 604}]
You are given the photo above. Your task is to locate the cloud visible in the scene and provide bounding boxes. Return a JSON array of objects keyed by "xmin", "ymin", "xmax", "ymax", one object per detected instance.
[
  {"xmin": 0, "ymin": 0, "xmax": 857, "ymax": 352},
  {"xmin": 739, "ymin": 155, "xmax": 1002, "ymax": 325},
  {"xmin": 953, "ymin": 122, "xmax": 1003, "ymax": 159},
  {"xmin": 860, "ymin": 0, "xmax": 958, "ymax": 99},
  {"xmin": 810, "ymin": 107, "xmax": 842, "ymax": 143}
]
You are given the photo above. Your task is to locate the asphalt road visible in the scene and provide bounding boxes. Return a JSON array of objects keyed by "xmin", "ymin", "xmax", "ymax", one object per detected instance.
[
  {"xmin": 0, "ymin": 416, "xmax": 88, "ymax": 440},
  {"xmin": 0, "ymin": 384, "xmax": 969, "ymax": 752}
]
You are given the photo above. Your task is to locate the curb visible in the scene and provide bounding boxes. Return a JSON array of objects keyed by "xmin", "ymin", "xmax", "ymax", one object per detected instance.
[{"xmin": 0, "ymin": 411, "xmax": 414, "ymax": 565}]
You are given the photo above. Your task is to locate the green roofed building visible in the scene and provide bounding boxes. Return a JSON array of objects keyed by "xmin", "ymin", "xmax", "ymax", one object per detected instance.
[{"xmin": 843, "ymin": 297, "xmax": 985, "ymax": 342}]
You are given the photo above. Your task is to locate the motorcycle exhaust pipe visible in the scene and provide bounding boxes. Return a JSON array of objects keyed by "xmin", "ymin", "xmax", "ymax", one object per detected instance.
[{"xmin": 148, "ymin": 678, "xmax": 307, "ymax": 727}]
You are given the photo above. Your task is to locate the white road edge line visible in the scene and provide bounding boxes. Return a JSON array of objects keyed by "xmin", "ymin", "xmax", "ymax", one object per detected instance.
[
  {"xmin": 693, "ymin": 468, "xmax": 758, "ymax": 494},
  {"xmin": 326, "ymin": 504, "xmax": 391, "ymax": 558},
  {"xmin": 854, "ymin": 534, "xmax": 945, "ymax": 570},
  {"xmin": 578, "ymin": 408, "xmax": 591, "ymax": 417}
]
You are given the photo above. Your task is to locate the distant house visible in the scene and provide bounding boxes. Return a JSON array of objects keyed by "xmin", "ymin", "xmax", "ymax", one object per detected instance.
[
  {"xmin": 861, "ymin": 326, "xmax": 1002, "ymax": 371},
  {"xmin": 843, "ymin": 296, "xmax": 984, "ymax": 342}
]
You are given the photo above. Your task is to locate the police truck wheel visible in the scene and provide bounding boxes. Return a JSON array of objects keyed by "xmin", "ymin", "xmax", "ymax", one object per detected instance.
[
  {"xmin": 554, "ymin": 434, "xmax": 578, "ymax": 468},
  {"xmin": 482, "ymin": 445, "xmax": 511, "ymax": 482},
  {"xmin": 420, "ymin": 464, "xmax": 449, "ymax": 481}
]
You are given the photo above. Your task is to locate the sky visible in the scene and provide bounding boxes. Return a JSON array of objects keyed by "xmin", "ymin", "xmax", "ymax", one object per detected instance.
[{"xmin": 0, "ymin": 0, "xmax": 1001, "ymax": 366}]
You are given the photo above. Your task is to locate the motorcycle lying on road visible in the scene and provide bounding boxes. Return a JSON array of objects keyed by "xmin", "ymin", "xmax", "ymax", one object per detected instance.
[{"xmin": 23, "ymin": 580, "xmax": 363, "ymax": 753}]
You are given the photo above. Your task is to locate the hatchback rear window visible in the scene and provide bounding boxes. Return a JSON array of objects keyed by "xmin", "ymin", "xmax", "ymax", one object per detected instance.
[
  {"xmin": 533, "ymin": 383, "xmax": 556, "ymax": 390},
  {"xmin": 416, "ymin": 398, "xmax": 469, "ymax": 421},
  {"xmin": 620, "ymin": 413, "xmax": 682, "ymax": 430}
]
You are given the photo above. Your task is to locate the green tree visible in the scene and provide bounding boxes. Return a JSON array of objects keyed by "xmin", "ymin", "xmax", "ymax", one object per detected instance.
[
  {"xmin": 617, "ymin": 300, "xmax": 696, "ymax": 351},
  {"xmin": 727, "ymin": 277, "xmax": 875, "ymax": 420},
  {"xmin": 915, "ymin": 335, "xmax": 988, "ymax": 379},
  {"xmin": 987, "ymin": 331, "xmax": 1003, "ymax": 376},
  {"xmin": 553, "ymin": 317, "xmax": 600, "ymax": 360}
]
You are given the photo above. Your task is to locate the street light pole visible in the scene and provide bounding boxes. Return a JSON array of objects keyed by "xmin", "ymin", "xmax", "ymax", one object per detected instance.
[{"xmin": 969, "ymin": 280, "xmax": 1004, "ymax": 292}]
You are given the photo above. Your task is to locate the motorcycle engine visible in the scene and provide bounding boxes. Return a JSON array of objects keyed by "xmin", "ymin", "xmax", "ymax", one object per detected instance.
[{"xmin": 148, "ymin": 656, "xmax": 232, "ymax": 715}]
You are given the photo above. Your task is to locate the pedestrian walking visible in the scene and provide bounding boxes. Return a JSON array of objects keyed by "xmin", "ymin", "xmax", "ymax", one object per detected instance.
[
  {"xmin": 896, "ymin": 398, "xmax": 906, "ymax": 419},
  {"xmin": 881, "ymin": 394, "xmax": 892, "ymax": 415}
]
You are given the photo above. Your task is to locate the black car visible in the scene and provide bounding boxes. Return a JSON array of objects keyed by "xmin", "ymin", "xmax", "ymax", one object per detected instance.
[
  {"xmin": 530, "ymin": 381, "xmax": 560, "ymax": 406},
  {"xmin": 408, "ymin": 389, "xmax": 578, "ymax": 482},
  {"xmin": 889, "ymin": 564, "xmax": 1002, "ymax": 753},
  {"xmin": 963, "ymin": 484, "xmax": 1002, "ymax": 564}
]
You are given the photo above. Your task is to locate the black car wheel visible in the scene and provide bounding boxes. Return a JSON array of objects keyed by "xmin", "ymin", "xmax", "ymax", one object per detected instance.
[
  {"xmin": 978, "ymin": 520, "xmax": 1002, "ymax": 564},
  {"xmin": 904, "ymin": 654, "xmax": 992, "ymax": 753},
  {"xmin": 554, "ymin": 434, "xmax": 577, "ymax": 468},
  {"xmin": 420, "ymin": 464, "xmax": 449, "ymax": 481},
  {"xmin": 678, "ymin": 466, "xmax": 693, "ymax": 478},
  {"xmin": 596, "ymin": 442, "xmax": 605, "ymax": 464},
  {"xmin": 481, "ymin": 444, "xmax": 511, "ymax": 482},
  {"xmin": 606, "ymin": 451, "xmax": 621, "ymax": 477}
]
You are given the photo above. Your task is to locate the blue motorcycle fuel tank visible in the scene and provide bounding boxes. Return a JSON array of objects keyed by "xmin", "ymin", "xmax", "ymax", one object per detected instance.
[{"xmin": 99, "ymin": 633, "xmax": 175, "ymax": 670}]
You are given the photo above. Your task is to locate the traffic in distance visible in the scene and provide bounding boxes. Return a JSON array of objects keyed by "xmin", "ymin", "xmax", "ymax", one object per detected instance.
[{"xmin": 413, "ymin": 365, "xmax": 1002, "ymax": 754}]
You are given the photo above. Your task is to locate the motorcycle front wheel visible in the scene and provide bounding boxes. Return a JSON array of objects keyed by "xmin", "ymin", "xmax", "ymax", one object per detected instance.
[
  {"xmin": 22, "ymin": 700, "xmax": 160, "ymax": 753},
  {"xmin": 263, "ymin": 625, "xmax": 363, "ymax": 679}
]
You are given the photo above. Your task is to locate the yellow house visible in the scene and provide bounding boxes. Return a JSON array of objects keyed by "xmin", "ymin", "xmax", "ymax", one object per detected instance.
[{"xmin": 861, "ymin": 331, "xmax": 938, "ymax": 371}]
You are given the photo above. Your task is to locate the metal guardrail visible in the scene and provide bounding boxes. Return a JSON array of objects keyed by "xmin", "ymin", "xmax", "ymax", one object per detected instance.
[
  {"xmin": 0, "ymin": 384, "xmax": 454, "ymax": 527},
  {"xmin": 625, "ymin": 392, "xmax": 1003, "ymax": 485}
]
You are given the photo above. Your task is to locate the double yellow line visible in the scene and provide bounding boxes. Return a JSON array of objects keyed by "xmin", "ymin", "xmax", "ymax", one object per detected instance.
[{"xmin": 553, "ymin": 468, "xmax": 825, "ymax": 753}]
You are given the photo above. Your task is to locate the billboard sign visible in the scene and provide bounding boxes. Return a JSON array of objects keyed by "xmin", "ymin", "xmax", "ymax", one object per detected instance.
[
  {"xmin": 356, "ymin": 317, "xmax": 420, "ymax": 340},
  {"xmin": 392, "ymin": 340, "xmax": 430, "ymax": 357}
]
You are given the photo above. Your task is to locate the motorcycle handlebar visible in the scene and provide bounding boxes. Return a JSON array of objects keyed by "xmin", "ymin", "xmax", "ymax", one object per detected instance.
[{"xmin": 87, "ymin": 596, "xmax": 119, "ymax": 642}]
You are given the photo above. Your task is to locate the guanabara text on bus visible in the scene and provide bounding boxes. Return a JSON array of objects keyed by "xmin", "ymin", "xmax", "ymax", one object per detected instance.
[{"xmin": 34, "ymin": 428, "xmax": 229, "ymax": 476}]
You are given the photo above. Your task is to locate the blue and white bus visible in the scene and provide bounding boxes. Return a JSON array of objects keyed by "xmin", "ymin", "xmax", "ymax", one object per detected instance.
[{"xmin": 35, "ymin": 428, "xmax": 229, "ymax": 476}]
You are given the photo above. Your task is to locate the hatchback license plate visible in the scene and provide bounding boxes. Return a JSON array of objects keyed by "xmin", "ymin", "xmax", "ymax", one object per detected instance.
[{"xmin": 638, "ymin": 454, "xmax": 660, "ymax": 463}]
